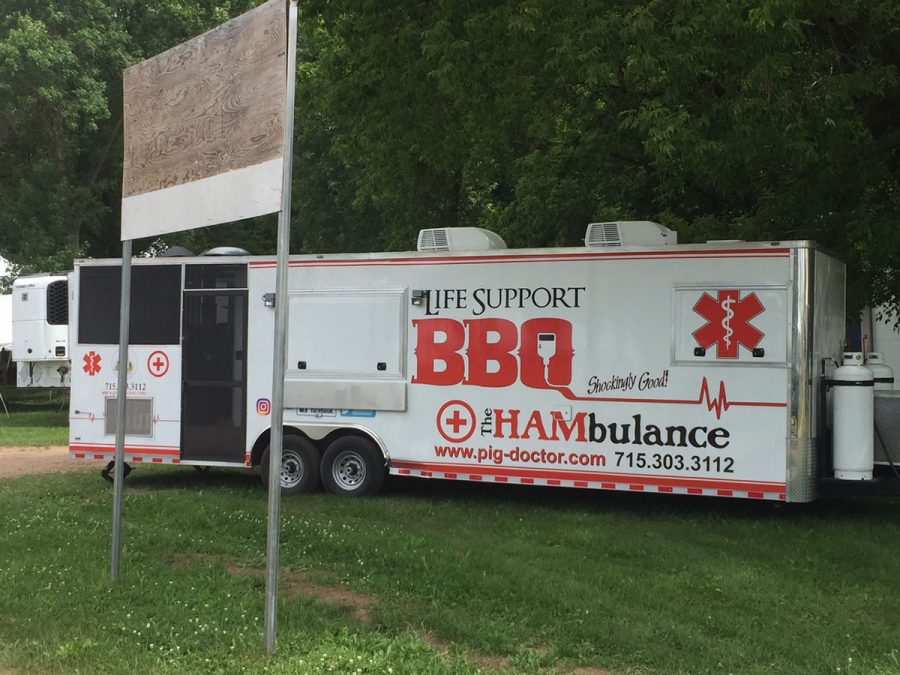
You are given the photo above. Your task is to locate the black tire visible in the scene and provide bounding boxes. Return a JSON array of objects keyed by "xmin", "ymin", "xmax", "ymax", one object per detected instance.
[
  {"xmin": 321, "ymin": 436, "xmax": 386, "ymax": 496},
  {"xmin": 260, "ymin": 434, "xmax": 321, "ymax": 495}
]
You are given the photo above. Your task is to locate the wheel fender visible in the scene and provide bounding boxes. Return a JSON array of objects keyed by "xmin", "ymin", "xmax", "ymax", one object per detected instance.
[{"xmin": 250, "ymin": 424, "xmax": 390, "ymax": 466}]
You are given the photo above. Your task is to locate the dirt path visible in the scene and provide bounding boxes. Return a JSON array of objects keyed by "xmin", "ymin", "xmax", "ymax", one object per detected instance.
[{"xmin": 0, "ymin": 445, "xmax": 93, "ymax": 479}]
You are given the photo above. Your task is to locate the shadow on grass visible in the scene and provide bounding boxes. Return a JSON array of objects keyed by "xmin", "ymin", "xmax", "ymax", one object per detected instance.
[
  {"xmin": 122, "ymin": 464, "xmax": 261, "ymax": 493},
  {"xmin": 117, "ymin": 461, "xmax": 900, "ymax": 525},
  {"xmin": 384, "ymin": 473, "xmax": 900, "ymax": 524}
]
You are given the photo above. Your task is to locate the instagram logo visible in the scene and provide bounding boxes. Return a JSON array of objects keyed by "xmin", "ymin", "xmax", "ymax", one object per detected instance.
[{"xmin": 256, "ymin": 398, "xmax": 272, "ymax": 416}]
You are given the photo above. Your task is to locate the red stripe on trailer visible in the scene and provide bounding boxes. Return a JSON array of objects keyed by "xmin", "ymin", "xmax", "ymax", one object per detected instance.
[
  {"xmin": 132, "ymin": 456, "xmax": 143, "ymax": 462},
  {"xmin": 247, "ymin": 247, "xmax": 791, "ymax": 269},
  {"xmin": 286, "ymin": 254, "xmax": 791, "ymax": 268},
  {"xmin": 75, "ymin": 454, "xmax": 85, "ymax": 459},
  {"xmin": 251, "ymin": 253, "xmax": 789, "ymax": 270},
  {"xmin": 173, "ymin": 459, "xmax": 181, "ymax": 464},
  {"xmin": 70, "ymin": 443, "xmax": 180, "ymax": 456},
  {"xmin": 391, "ymin": 460, "xmax": 784, "ymax": 494},
  {"xmin": 152, "ymin": 458, "xmax": 163, "ymax": 464},
  {"xmin": 391, "ymin": 468, "xmax": 786, "ymax": 501}
]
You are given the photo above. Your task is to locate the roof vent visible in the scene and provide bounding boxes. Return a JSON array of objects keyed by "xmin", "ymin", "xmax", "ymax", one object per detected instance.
[
  {"xmin": 418, "ymin": 228, "xmax": 450, "ymax": 252},
  {"xmin": 586, "ymin": 222, "xmax": 623, "ymax": 247},
  {"xmin": 161, "ymin": 246, "xmax": 195, "ymax": 257},
  {"xmin": 417, "ymin": 227, "xmax": 507, "ymax": 252},
  {"xmin": 200, "ymin": 246, "xmax": 250, "ymax": 256},
  {"xmin": 585, "ymin": 221, "xmax": 677, "ymax": 248}
]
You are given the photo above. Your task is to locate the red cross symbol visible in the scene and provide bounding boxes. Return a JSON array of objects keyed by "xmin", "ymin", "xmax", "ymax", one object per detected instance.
[
  {"xmin": 147, "ymin": 350, "xmax": 170, "ymax": 377},
  {"xmin": 693, "ymin": 290, "xmax": 765, "ymax": 359},
  {"xmin": 83, "ymin": 351, "xmax": 102, "ymax": 376},
  {"xmin": 436, "ymin": 400, "xmax": 476, "ymax": 443},
  {"xmin": 445, "ymin": 410, "xmax": 467, "ymax": 433}
]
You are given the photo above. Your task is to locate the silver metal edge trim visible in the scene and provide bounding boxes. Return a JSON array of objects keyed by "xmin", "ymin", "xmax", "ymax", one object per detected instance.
[{"xmin": 788, "ymin": 248, "xmax": 816, "ymax": 502}]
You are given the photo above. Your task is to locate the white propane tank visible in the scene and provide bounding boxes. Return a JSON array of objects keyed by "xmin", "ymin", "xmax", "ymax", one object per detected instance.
[
  {"xmin": 866, "ymin": 353, "xmax": 894, "ymax": 391},
  {"xmin": 833, "ymin": 352, "xmax": 874, "ymax": 480}
]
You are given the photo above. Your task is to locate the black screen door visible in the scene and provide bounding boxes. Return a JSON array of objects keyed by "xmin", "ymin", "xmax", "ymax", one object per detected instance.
[{"xmin": 181, "ymin": 290, "xmax": 247, "ymax": 462}]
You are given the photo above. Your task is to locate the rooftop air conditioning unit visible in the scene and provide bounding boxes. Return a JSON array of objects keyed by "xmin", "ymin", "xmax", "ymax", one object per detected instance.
[
  {"xmin": 201, "ymin": 246, "xmax": 251, "ymax": 256},
  {"xmin": 417, "ymin": 227, "xmax": 507, "ymax": 252},
  {"xmin": 584, "ymin": 221, "xmax": 677, "ymax": 248}
]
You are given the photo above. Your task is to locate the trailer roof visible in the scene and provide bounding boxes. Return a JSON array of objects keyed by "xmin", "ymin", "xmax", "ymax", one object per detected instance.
[{"xmin": 75, "ymin": 239, "xmax": 835, "ymax": 267}]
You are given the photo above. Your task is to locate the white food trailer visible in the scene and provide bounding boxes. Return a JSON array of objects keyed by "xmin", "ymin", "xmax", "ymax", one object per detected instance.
[{"xmin": 67, "ymin": 223, "xmax": 900, "ymax": 502}]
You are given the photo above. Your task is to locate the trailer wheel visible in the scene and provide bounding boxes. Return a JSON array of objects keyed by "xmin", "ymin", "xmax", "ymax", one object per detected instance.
[
  {"xmin": 321, "ymin": 436, "xmax": 385, "ymax": 496},
  {"xmin": 260, "ymin": 435, "xmax": 321, "ymax": 495}
]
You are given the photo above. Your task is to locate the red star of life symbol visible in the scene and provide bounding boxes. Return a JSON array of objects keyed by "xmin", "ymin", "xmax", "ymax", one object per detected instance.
[
  {"xmin": 83, "ymin": 351, "xmax": 102, "ymax": 376},
  {"xmin": 692, "ymin": 290, "xmax": 765, "ymax": 358}
]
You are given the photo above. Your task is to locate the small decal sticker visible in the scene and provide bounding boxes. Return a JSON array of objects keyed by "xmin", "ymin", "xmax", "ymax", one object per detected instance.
[
  {"xmin": 83, "ymin": 351, "xmax": 102, "ymax": 376},
  {"xmin": 295, "ymin": 408, "xmax": 336, "ymax": 418},
  {"xmin": 437, "ymin": 400, "xmax": 477, "ymax": 443},
  {"xmin": 693, "ymin": 290, "xmax": 765, "ymax": 358},
  {"xmin": 147, "ymin": 350, "xmax": 170, "ymax": 377},
  {"xmin": 256, "ymin": 398, "xmax": 271, "ymax": 416},
  {"xmin": 340, "ymin": 409, "xmax": 376, "ymax": 418}
]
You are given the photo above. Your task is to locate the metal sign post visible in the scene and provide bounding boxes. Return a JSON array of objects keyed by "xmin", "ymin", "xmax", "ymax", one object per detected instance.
[
  {"xmin": 110, "ymin": 239, "xmax": 132, "ymax": 581},
  {"xmin": 264, "ymin": 0, "xmax": 298, "ymax": 655},
  {"xmin": 115, "ymin": 0, "xmax": 296, "ymax": 651}
]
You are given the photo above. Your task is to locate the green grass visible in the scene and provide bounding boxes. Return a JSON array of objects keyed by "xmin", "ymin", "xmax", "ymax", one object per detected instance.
[
  {"xmin": 1, "ymin": 468, "xmax": 899, "ymax": 674},
  {"xmin": 0, "ymin": 387, "xmax": 69, "ymax": 446}
]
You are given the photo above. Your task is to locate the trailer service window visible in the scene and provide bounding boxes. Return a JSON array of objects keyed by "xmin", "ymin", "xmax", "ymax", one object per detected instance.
[{"xmin": 78, "ymin": 265, "xmax": 181, "ymax": 345}]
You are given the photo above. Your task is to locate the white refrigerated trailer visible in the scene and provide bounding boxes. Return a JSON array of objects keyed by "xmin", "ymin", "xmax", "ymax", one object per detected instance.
[
  {"xmin": 67, "ymin": 223, "xmax": 899, "ymax": 502},
  {"xmin": 11, "ymin": 274, "xmax": 71, "ymax": 388}
]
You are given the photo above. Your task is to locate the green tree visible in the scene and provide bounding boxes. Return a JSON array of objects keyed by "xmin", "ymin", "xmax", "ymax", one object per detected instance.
[
  {"xmin": 299, "ymin": 0, "xmax": 899, "ymax": 314},
  {"xmin": 0, "ymin": 0, "xmax": 263, "ymax": 272},
  {"xmin": 1, "ymin": 0, "xmax": 897, "ymax": 317}
]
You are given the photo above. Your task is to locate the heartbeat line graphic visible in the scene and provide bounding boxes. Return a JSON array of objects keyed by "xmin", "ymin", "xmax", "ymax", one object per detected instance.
[
  {"xmin": 698, "ymin": 377, "xmax": 732, "ymax": 418},
  {"xmin": 553, "ymin": 377, "xmax": 785, "ymax": 419}
]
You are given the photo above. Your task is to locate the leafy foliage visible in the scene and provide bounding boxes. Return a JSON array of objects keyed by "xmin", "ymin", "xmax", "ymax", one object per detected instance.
[
  {"xmin": 0, "ymin": 0, "xmax": 260, "ymax": 269},
  {"xmin": 0, "ymin": 0, "xmax": 898, "ymax": 314},
  {"xmin": 298, "ymin": 0, "xmax": 900, "ymax": 314}
]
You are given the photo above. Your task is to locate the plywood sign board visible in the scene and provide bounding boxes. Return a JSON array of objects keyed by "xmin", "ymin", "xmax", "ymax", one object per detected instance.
[{"xmin": 121, "ymin": 0, "xmax": 289, "ymax": 240}]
